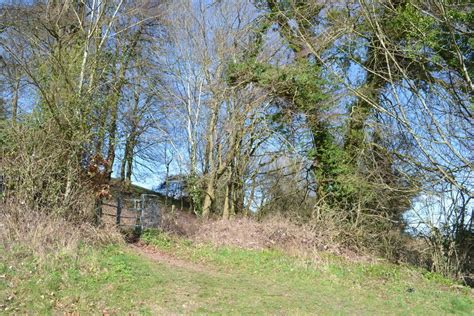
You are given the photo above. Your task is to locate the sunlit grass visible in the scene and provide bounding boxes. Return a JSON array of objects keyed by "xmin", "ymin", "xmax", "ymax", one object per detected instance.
[{"xmin": 1, "ymin": 231, "xmax": 472, "ymax": 314}]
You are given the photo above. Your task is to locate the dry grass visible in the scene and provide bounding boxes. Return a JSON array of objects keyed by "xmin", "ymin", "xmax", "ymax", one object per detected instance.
[
  {"xmin": 160, "ymin": 209, "xmax": 373, "ymax": 262},
  {"xmin": 0, "ymin": 202, "xmax": 123, "ymax": 263}
]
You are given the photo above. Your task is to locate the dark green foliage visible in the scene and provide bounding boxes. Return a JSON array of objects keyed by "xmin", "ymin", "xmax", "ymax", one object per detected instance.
[
  {"xmin": 187, "ymin": 174, "xmax": 204, "ymax": 215},
  {"xmin": 309, "ymin": 132, "xmax": 355, "ymax": 202},
  {"xmin": 387, "ymin": 1, "xmax": 473, "ymax": 91},
  {"xmin": 227, "ymin": 53, "xmax": 412, "ymax": 223},
  {"xmin": 228, "ymin": 59, "xmax": 326, "ymax": 109},
  {"xmin": 228, "ymin": 58, "xmax": 354, "ymax": 206},
  {"xmin": 225, "ymin": 1, "xmax": 423, "ymax": 263}
]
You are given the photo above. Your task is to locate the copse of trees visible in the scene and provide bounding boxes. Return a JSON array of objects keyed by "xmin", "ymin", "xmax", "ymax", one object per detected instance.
[
  {"xmin": 1, "ymin": 0, "xmax": 472, "ymax": 281},
  {"xmin": 0, "ymin": 0, "xmax": 164, "ymax": 218}
]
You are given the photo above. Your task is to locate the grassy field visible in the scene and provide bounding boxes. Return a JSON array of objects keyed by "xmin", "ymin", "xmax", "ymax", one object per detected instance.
[{"xmin": 1, "ymin": 230, "xmax": 473, "ymax": 315}]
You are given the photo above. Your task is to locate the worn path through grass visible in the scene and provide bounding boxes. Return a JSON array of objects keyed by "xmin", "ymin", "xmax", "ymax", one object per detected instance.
[{"xmin": 1, "ymin": 230, "xmax": 473, "ymax": 314}]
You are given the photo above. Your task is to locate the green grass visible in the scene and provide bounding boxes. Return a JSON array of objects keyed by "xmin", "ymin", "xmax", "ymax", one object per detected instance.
[{"xmin": 1, "ymin": 230, "xmax": 473, "ymax": 314}]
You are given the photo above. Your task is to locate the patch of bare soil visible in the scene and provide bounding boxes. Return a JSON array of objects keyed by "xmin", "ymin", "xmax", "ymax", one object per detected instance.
[{"xmin": 129, "ymin": 242, "xmax": 213, "ymax": 274}]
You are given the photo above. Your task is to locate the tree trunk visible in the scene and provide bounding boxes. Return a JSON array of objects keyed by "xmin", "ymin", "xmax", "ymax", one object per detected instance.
[
  {"xmin": 125, "ymin": 136, "xmax": 134, "ymax": 182},
  {"xmin": 222, "ymin": 172, "xmax": 231, "ymax": 220},
  {"xmin": 345, "ymin": 54, "xmax": 384, "ymax": 156},
  {"xmin": 201, "ymin": 102, "xmax": 220, "ymax": 218},
  {"xmin": 244, "ymin": 180, "xmax": 256, "ymax": 217},
  {"xmin": 95, "ymin": 106, "xmax": 108, "ymax": 155},
  {"xmin": 202, "ymin": 173, "xmax": 215, "ymax": 219},
  {"xmin": 11, "ymin": 77, "xmax": 20, "ymax": 124},
  {"xmin": 105, "ymin": 27, "xmax": 143, "ymax": 181},
  {"xmin": 120, "ymin": 138, "xmax": 130, "ymax": 181},
  {"xmin": 106, "ymin": 94, "xmax": 119, "ymax": 181}
]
